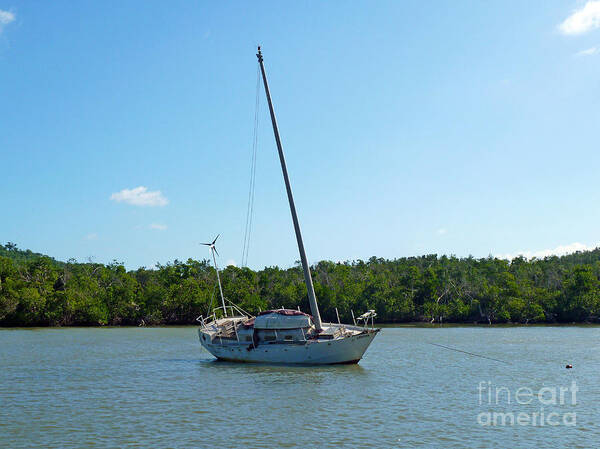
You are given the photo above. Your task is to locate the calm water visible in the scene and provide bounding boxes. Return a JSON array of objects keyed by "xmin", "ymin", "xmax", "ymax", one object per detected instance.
[{"xmin": 1, "ymin": 326, "xmax": 598, "ymax": 448}]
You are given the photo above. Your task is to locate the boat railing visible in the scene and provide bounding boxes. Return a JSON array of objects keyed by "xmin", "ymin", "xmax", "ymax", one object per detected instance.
[
  {"xmin": 196, "ymin": 303, "xmax": 253, "ymax": 329},
  {"xmin": 356, "ymin": 309, "xmax": 377, "ymax": 330}
]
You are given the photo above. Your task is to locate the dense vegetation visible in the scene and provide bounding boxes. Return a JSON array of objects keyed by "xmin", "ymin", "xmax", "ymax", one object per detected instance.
[{"xmin": 2, "ymin": 242, "xmax": 600, "ymax": 326}]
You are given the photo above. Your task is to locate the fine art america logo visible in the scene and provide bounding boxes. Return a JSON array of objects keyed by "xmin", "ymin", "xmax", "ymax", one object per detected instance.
[{"xmin": 477, "ymin": 381, "xmax": 577, "ymax": 427}]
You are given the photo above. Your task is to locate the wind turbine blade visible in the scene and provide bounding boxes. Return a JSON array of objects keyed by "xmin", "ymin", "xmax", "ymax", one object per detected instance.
[
  {"xmin": 213, "ymin": 247, "xmax": 219, "ymax": 257},
  {"xmin": 212, "ymin": 234, "xmax": 220, "ymax": 245},
  {"xmin": 200, "ymin": 243, "xmax": 211, "ymax": 246}
]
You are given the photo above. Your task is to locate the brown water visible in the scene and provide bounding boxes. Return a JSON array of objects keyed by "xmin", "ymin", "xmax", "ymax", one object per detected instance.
[{"xmin": 1, "ymin": 326, "xmax": 598, "ymax": 448}]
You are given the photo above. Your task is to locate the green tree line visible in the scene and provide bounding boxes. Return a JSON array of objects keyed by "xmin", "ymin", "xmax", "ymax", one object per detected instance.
[{"xmin": 2, "ymin": 242, "xmax": 600, "ymax": 326}]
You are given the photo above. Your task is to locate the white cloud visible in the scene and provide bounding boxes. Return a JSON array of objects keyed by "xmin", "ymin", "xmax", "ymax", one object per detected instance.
[
  {"xmin": 496, "ymin": 242, "xmax": 597, "ymax": 260},
  {"xmin": 0, "ymin": 9, "xmax": 15, "ymax": 33},
  {"xmin": 436, "ymin": 228, "xmax": 447, "ymax": 235},
  {"xmin": 110, "ymin": 186, "xmax": 168, "ymax": 207},
  {"xmin": 559, "ymin": 1, "xmax": 600, "ymax": 35},
  {"xmin": 149, "ymin": 223, "xmax": 167, "ymax": 231},
  {"xmin": 225, "ymin": 259, "xmax": 237, "ymax": 267},
  {"xmin": 85, "ymin": 233, "xmax": 98, "ymax": 240},
  {"xmin": 575, "ymin": 46, "xmax": 598, "ymax": 56},
  {"xmin": 0, "ymin": 10, "xmax": 14, "ymax": 25}
]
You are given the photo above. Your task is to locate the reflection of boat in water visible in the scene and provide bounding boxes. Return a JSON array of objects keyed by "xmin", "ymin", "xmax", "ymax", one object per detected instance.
[{"xmin": 197, "ymin": 47, "xmax": 379, "ymax": 364}]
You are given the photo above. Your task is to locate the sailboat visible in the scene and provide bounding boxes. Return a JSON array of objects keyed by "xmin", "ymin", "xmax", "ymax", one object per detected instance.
[{"xmin": 197, "ymin": 47, "xmax": 379, "ymax": 364}]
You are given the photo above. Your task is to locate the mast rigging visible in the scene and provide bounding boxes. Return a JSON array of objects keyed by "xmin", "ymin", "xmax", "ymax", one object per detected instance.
[{"xmin": 241, "ymin": 64, "xmax": 261, "ymax": 267}]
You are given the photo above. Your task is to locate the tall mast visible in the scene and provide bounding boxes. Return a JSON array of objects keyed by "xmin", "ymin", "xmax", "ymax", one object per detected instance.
[{"xmin": 256, "ymin": 46, "xmax": 323, "ymax": 331}]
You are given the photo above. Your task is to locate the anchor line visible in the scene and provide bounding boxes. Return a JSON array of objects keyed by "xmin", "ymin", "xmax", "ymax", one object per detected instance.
[{"xmin": 428, "ymin": 342, "xmax": 511, "ymax": 365}]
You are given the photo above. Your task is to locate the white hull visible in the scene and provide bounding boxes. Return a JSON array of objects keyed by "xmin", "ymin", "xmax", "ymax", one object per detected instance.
[{"xmin": 199, "ymin": 328, "xmax": 379, "ymax": 365}]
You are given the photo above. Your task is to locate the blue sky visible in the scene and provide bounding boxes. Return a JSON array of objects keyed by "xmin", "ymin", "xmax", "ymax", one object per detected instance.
[{"xmin": 1, "ymin": 1, "xmax": 599, "ymax": 269}]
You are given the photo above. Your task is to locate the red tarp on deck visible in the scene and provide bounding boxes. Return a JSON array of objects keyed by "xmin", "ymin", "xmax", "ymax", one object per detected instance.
[{"xmin": 243, "ymin": 309, "xmax": 311, "ymax": 327}]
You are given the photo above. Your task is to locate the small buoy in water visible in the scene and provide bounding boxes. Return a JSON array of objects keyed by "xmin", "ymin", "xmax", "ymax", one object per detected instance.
[{"xmin": 566, "ymin": 364, "xmax": 573, "ymax": 369}]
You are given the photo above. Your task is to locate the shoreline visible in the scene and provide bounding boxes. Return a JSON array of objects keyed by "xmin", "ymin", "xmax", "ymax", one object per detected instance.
[{"xmin": 3, "ymin": 322, "xmax": 600, "ymax": 329}]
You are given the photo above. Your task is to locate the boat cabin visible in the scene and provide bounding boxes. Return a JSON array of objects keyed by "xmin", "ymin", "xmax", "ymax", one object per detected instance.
[{"xmin": 246, "ymin": 309, "xmax": 314, "ymax": 344}]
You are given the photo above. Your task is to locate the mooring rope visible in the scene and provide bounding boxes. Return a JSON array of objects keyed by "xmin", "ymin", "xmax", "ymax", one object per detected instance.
[{"xmin": 428, "ymin": 342, "xmax": 511, "ymax": 365}]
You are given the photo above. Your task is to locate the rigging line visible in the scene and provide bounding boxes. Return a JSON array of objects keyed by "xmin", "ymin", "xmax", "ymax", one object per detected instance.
[
  {"xmin": 206, "ymin": 279, "xmax": 218, "ymax": 317},
  {"xmin": 241, "ymin": 64, "xmax": 260, "ymax": 266},
  {"xmin": 241, "ymin": 62, "xmax": 261, "ymax": 267},
  {"xmin": 243, "ymin": 69, "xmax": 260, "ymax": 266},
  {"xmin": 428, "ymin": 342, "xmax": 512, "ymax": 365},
  {"xmin": 241, "ymin": 69, "xmax": 256, "ymax": 266},
  {"xmin": 245, "ymin": 82, "xmax": 259, "ymax": 267}
]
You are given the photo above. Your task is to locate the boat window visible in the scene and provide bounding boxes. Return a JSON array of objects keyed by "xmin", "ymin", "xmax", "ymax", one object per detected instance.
[
  {"xmin": 264, "ymin": 335, "xmax": 276, "ymax": 341},
  {"xmin": 284, "ymin": 335, "xmax": 293, "ymax": 341}
]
